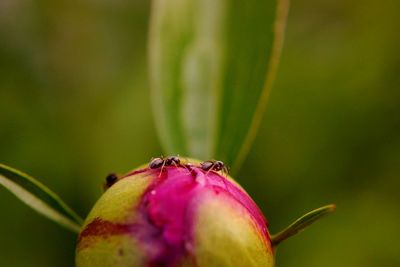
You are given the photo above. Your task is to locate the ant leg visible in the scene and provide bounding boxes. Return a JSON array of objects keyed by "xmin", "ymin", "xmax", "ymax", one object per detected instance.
[
  {"xmin": 175, "ymin": 155, "xmax": 184, "ymax": 170},
  {"xmin": 205, "ymin": 163, "xmax": 216, "ymax": 176},
  {"xmin": 172, "ymin": 161, "xmax": 185, "ymax": 173},
  {"xmin": 222, "ymin": 166, "xmax": 229, "ymax": 177},
  {"xmin": 181, "ymin": 159, "xmax": 196, "ymax": 177},
  {"xmin": 179, "ymin": 157, "xmax": 191, "ymax": 173},
  {"xmin": 159, "ymin": 160, "xmax": 166, "ymax": 177},
  {"xmin": 184, "ymin": 164, "xmax": 195, "ymax": 177}
]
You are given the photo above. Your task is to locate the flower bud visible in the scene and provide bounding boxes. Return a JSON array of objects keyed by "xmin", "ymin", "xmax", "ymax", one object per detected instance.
[{"xmin": 76, "ymin": 161, "xmax": 274, "ymax": 267}]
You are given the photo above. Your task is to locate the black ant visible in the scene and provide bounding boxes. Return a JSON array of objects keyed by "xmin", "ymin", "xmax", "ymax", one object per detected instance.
[
  {"xmin": 103, "ymin": 173, "xmax": 119, "ymax": 190},
  {"xmin": 200, "ymin": 160, "xmax": 229, "ymax": 175},
  {"xmin": 149, "ymin": 155, "xmax": 181, "ymax": 169},
  {"xmin": 149, "ymin": 155, "xmax": 181, "ymax": 176}
]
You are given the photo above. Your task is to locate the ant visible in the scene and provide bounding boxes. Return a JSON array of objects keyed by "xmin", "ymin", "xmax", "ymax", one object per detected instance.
[
  {"xmin": 200, "ymin": 160, "xmax": 229, "ymax": 175},
  {"xmin": 149, "ymin": 155, "xmax": 181, "ymax": 169},
  {"xmin": 103, "ymin": 173, "xmax": 119, "ymax": 190},
  {"xmin": 149, "ymin": 155, "xmax": 181, "ymax": 176}
]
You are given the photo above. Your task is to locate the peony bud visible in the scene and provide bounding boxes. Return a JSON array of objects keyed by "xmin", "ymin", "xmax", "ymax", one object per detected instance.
[{"xmin": 76, "ymin": 160, "xmax": 274, "ymax": 267}]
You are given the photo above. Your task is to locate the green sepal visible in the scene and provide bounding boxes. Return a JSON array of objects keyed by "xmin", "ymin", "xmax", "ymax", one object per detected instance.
[
  {"xmin": 0, "ymin": 163, "xmax": 83, "ymax": 233},
  {"xmin": 271, "ymin": 204, "xmax": 336, "ymax": 247}
]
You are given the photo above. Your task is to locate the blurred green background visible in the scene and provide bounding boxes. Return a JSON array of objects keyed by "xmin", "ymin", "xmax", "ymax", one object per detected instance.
[{"xmin": 1, "ymin": 0, "xmax": 399, "ymax": 266}]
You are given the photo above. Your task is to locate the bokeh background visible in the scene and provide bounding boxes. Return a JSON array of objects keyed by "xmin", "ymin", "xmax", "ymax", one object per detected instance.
[{"xmin": 1, "ymin": 0, "xmax": 399, "ymax": 266}]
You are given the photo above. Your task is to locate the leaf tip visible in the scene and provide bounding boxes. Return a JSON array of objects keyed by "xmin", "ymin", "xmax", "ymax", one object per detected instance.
[{"xmin": 271, "ymin": 203, "xmax": 336, "ymax": 247}]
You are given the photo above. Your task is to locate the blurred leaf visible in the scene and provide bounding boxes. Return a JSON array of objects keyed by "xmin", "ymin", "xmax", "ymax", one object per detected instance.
[
  {"xmin": 149, "ymin": 0, "xmax": 289, "ymax": 172},
  {"xmin": 0, "ymin": 164, "xmax": 83, "ymax": 233},
  {"xmin": 271, "ymin": 204, "xmax": 336, "ymax": 246}
]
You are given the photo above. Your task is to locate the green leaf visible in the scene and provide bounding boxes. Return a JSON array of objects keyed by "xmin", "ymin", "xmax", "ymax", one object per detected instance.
[
  {"xmin": 0, "ymin": 164, "xmax": 83, "ymax": 233},
  {"xmin": 149, "ymin": 0, "xmax": 289, "ymax": 172},
  {"xmin": 271, "ymin": 204, "xmax": 336, "ymax": 247}
]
